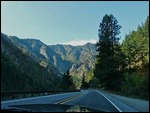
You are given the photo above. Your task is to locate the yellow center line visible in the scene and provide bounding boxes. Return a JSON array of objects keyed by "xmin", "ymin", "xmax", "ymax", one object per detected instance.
[
  {"xmin": 54, "ymin": 94, "xmax": 81, "ymax": 104},
  {"xmin": 54, "ymin": 94, "xmax": 84, "ymax": 104},
  {"xmin": 60, "ymin": 94, "xmax": 84, "ymax": 104}
]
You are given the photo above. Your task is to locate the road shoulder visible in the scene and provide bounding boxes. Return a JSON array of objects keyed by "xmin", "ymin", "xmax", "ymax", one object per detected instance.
[{"xmin": 100, "ymin": 90, "xmax": 149, "ymax": 112}]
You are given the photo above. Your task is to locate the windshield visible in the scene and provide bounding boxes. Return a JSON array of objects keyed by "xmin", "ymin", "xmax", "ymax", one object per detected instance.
[{"xmin": 1, "ymin": 1, "xmax": 149, "ymax": 112}]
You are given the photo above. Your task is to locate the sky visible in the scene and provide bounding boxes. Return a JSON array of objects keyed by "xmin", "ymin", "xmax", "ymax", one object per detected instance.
[{"xmin": 1, "ymin": 1, "xmax": 149, "ymax": 46}]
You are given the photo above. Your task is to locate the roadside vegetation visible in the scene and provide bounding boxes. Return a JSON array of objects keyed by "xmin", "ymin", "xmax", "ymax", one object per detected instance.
[
  {"xmin": 56, "ymin": 14, "xmax": 149, "ymax": 100},
  {"xmin": 86, "ymin": 14, "xmax": 149, "ymax": 100}
]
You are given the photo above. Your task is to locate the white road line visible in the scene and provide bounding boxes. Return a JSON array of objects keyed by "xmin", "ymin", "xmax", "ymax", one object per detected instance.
[{"xmin": 95, "ymin": 90, "xmax": 123, "ymax": 112}]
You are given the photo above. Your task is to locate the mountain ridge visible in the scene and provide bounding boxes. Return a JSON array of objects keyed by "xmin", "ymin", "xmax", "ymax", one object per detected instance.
[
  {"xmin": 1, "ymin": 33, "xmax": 62, "ymax": 91},
  {"xmin": 1, "ymin": 32, "xmax": 97, "ymax": 78}
]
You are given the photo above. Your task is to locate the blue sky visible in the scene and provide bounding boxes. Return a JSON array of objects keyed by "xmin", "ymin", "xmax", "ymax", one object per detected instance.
[{"xmin": 1, "ymin": 1, "xmax": 149, "ymax": 46}]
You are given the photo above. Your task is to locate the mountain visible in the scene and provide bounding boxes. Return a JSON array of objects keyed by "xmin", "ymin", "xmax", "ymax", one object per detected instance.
[
  {"xmin": 19, "ymin": 39, "xmax": 96, "ymax": 77},
  {"xmin": 1, "ymin": 33, "xmax": 97, "ymax": 80},
  {"xmin": 1, "ymin": 33, "xmax": 62, "ymax": 91},
  {"xmin": 49, "ymin": 43, "xmax": 97, "ymax": 77}
]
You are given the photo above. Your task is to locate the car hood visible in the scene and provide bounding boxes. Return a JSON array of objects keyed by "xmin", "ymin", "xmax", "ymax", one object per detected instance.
[{"xmin": 1, "ymin": 104, "xmax": 104, "ymax": 112}]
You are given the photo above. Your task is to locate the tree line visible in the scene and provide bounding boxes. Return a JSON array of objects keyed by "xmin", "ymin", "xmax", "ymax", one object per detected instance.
[
  {"xmin": 90, "ymin": 14, "xmax": 149, "ymax": 100},
  {"xmin": 64, "ymin": 14, "xmax": 149, "ymax": 100}
]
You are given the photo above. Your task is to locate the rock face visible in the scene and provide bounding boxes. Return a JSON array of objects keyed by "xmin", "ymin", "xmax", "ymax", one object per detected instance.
[
  {"xmin": 49, "ymin": 43, "xmax": 97, "ymax": 76},
  {"xmin": 1, "ymin": 33, "xmax": 97, "ymax": 78}
]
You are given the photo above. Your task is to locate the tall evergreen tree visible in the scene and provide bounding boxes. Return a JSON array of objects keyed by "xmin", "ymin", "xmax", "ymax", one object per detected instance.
[
  {"xmin": 120, "ymin": 16, "xmax": 149, "ymax": 99},
  {"xmin": 121, "ymin": 16, "xmax": 149, "ymax": 68},
  {"xmin": 81, "ymin": 74, "xmax": 89, "ymax": 89},
  {"xmin": 94, "ymin": 14, "xmax": 123, "ymax": 90},
  {"xmin": 62, "ymin": 70, "xmax": 73, "ymax": 90}
]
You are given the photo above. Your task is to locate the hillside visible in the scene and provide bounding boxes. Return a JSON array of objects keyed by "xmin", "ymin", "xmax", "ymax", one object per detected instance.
[
  {"xmin": 49, "ymin": 43, "xmax": 96, "ymax": 76},
  {"xmin": 1, "ymin": 34, "xmax": 97, "ymax": 79},
  {"xmin": 1, "ymin": 33, "xmax": 62, "ymax": 91}
]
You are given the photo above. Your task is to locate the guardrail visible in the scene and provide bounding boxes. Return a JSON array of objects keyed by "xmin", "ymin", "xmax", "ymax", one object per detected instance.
[{"xmin": 1, "ymin": 90, "xmax": 81, "ymax": 99}]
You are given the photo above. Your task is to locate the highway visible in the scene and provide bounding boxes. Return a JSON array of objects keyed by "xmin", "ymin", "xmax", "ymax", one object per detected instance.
[{"xmin": 1, "ymin": 90, "xmax": 139, "ymax": 112}]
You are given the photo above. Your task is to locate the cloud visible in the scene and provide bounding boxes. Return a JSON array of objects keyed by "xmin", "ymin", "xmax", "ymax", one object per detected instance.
[{"xmin": 60, "ymin": 39, "xmax": 97, "ymax": 46}]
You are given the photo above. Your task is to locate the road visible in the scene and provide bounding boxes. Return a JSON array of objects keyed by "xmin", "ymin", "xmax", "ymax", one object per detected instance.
[{"xmin": 1, "ymin": 90, "xmax": 140, "ymax": 112}]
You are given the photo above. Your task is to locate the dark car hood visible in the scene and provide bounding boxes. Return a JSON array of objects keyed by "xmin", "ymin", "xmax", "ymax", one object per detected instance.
[{"xmin": 1, "ymin": 104, "xmax": 104, "ymax": 112}]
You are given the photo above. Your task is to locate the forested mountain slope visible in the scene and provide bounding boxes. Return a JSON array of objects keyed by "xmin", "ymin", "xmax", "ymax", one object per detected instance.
[
  {"xmin": 1, "ymin": 34, "xmax": 97, "ymax": 78},
  {"xmin": 1, "ymin": 33, "xmax": 61, "ymax": 91}
]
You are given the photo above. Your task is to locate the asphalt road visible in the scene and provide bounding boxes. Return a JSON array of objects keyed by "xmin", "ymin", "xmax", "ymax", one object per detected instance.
[{"xmin": 1, "ymin": 90, "xmax": 140, "ymax": 112}]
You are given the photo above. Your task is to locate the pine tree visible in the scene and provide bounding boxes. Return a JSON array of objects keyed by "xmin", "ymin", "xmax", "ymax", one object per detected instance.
[
  {"xmin": 94, "ymin": 14, "xmax": 123, "ymax": 90},
  {"xmin": 62, "ymin": 70, "xmax": 73, "ymax": 90},
  {"xmin": 81, "ymin": 74, "xmax": 89, "ymax": 89},
  {"xmin": 121, "ymin": 16, "xmax": 149, "ymax": 68}
]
